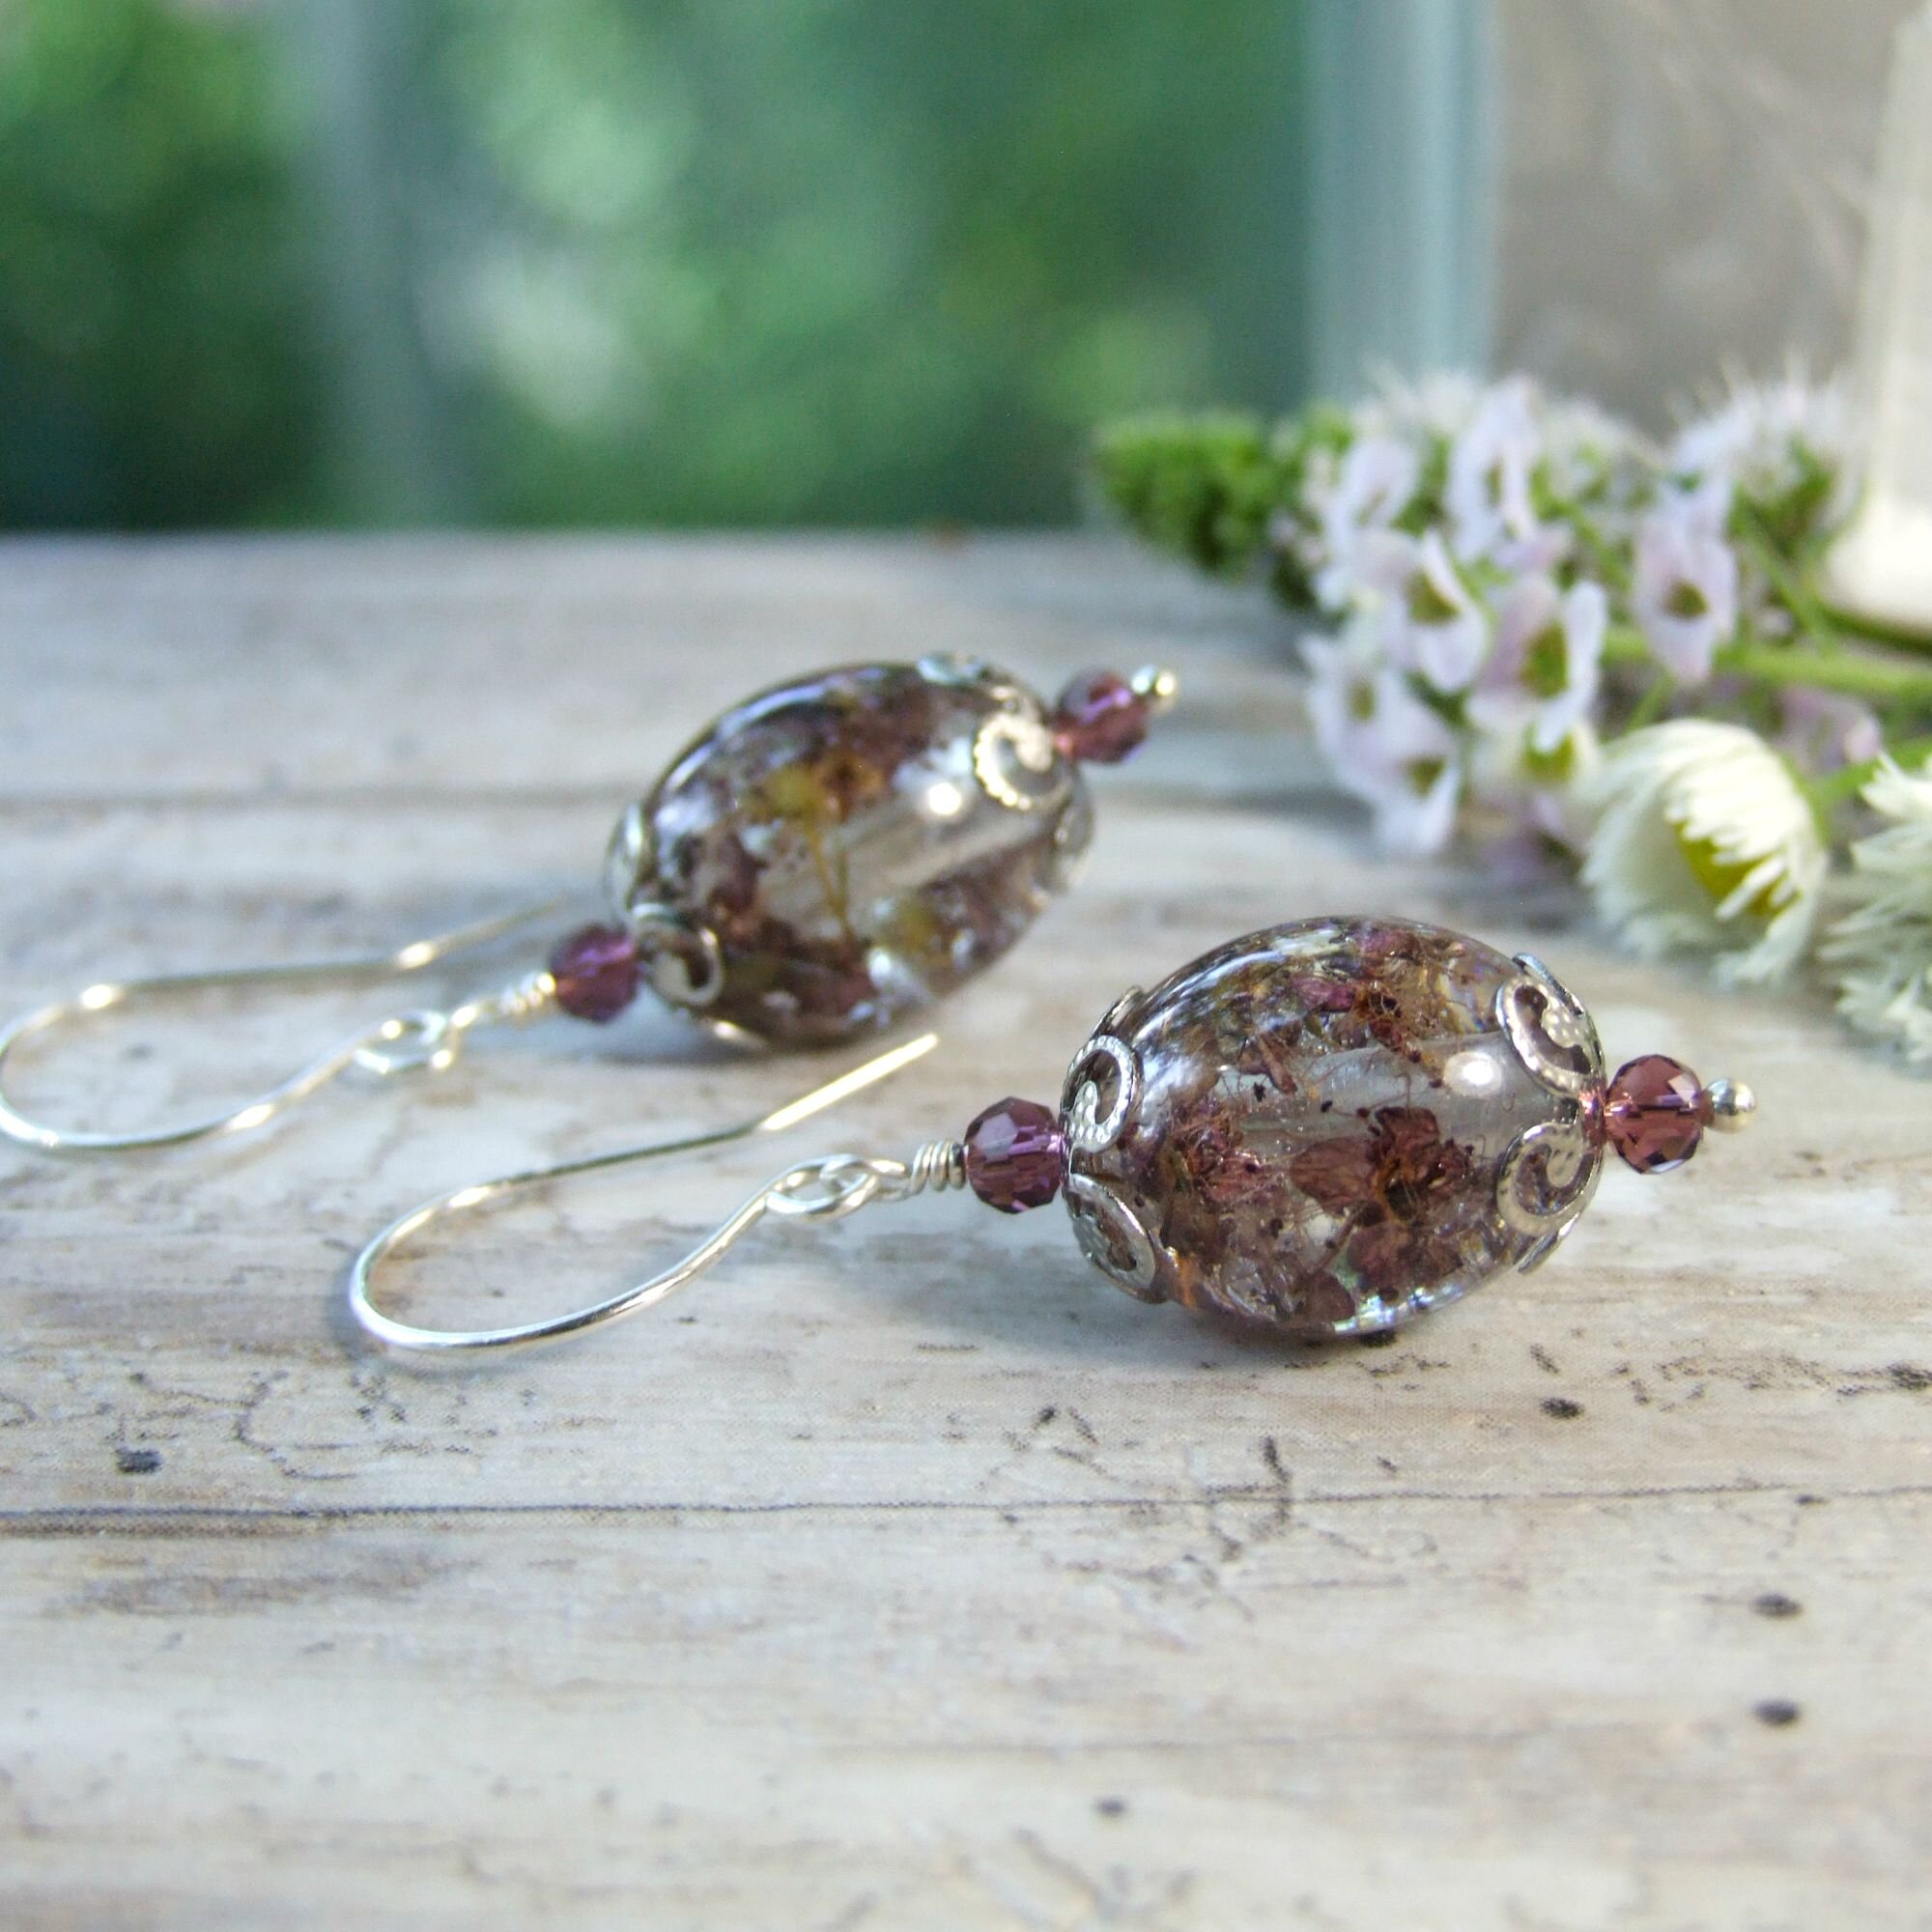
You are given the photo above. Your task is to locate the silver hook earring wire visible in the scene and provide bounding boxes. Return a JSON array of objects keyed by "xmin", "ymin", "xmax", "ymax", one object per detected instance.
[
  {"xmin": 349, "ymin": 1033, "xmax": 959, "ymax": 1355},
  {"xmin": 0, "ymin": 897, "xmax": 572, "ymax": 1153}
]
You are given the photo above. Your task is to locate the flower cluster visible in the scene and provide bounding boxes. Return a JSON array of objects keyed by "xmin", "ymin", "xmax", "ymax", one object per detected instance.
[{"xmin": 1095, "ymin": 373, "xmax": 1932, "ymax": 1059}]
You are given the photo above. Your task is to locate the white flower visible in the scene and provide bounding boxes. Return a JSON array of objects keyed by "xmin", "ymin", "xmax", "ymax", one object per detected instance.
[
  {"xmin": 1355, "ymin": 528, "xmax": 1490, "ymax": 694},
  {"xmin": 1370, "ymin": 739, "xmax": 1463, "ymax": 856},
  {"xmin": 1312, "ymin": 435, "xmax": 1421, "ymax": 611},
  {"xmin": 1539, "ymin": 394, "xmax": 1642, "ymax": 503},
  {"xmin": 1354, "ymin": 370, "xmax": 1485, "ymax": 442},
  {"xmin": 1822, "ymin": 758, "xmax": 1932, "ymax": 1065},
  {"xmin": 1468, "ymin": 719, "xmax": 1601, "ymax": 856},
  {"xmin": 1302, "ymin": 618, "xmax": 1388, "ymax": 778},
  {"xmin": 1445, "ymin": 378, "xmax": 1541, "ymax": 560},
  {"xmin": 1302, "ymin": 618, "xmax": 1463, "ymax": 857},
  {"xmin": 1581, "ymin": 721, "xmax": 1827, "ymax": 983},
  {"xmin": 1671, "ymin": 371, "xmax": 1852, "ymax": 509},
  {"xmin": 1466, "ymin": 576, "xmax": 1605, "ymax": 754},
  {"xmin": 1632, "ymin": 492, "xmax": 1739, "ymax": 685}
]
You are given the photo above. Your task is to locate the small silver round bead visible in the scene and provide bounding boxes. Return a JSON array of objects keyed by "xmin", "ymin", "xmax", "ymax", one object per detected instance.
[
  {"xmin": 1703, "ymin": 1077, "xmax": 1757, "ymax": 1131},
  {"xmin": 1130, "ymin": 665, "xmax": 1180, "ymax": 715}
]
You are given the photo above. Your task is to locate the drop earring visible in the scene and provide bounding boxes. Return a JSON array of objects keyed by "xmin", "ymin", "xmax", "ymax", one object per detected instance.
[
  {"xmin": 0, "ymin": 656, "xmax": 1173, "ymax": 1153},
  {"xmin": 349, "ymin": 917, "xmax": 1755, "ymax": 1354}
]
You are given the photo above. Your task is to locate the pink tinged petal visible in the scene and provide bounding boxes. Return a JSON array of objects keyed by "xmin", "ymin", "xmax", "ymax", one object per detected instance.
[
  {"xmin": 1634, "ymin": 511, "xmax": 1738, "ymax": 686},
  {"xmin": 1561, "ymin": 581, "xmax": 1607, "ymax": 681},
  {"xmin": 1401, "ymin": 533, "xmax": 1491, "ymax": 694},
  {"xmin": 1447, "ymin": 381, "xmax": 1542, "ymax": 558},
  {"xmin": 1353, "ymin": 527, "xmax": 1420, "ymax": 598},
  {"xmin": 1463, "ymin": 685, "xmax": 1531, "ymax": 738},
  {"xmin": 1530, "ymin": 690, "xmax": 1592, "ymax": 756},
  {"xmin": 1410, "ymin": 619, "xmax": 1489, "ymax": 695},
  {"xmin": 1328, "ymin": 437, "xmax": 1421, "ymax": 538},
  {"xmin": 1493, "ymin": 525, "xmax": 1575, "ymax": 576},
  {"xmin": 1484, "ymin": 576, "xmax": 1562, "ymax": 691},
  {"xmin": 1315, "ymin": 440, "xmax": 1423, "ymax": 612},
  {"xmin": 1316, "ymin": 659, "xmax": 1462, "ymax": 848},
  {"xmin": 1374, "ymin": 753, "xmax": 1463, "ymax": 856},
  {"xmin": 1302, "ymin": 634, "xmax": 1390, "ymax": 796},
  {"xmin": 1674, "ymin": 471, "xmax": 1734, "ymax": 537},
  {"xmin": 1778, "ymin": 686, "xmax": 1884, "ymax": 772},
  {"xmin": 1527, "ymin": 581, "xmax": 1606, "ymax": 753},
  {"xmin": 1465, "ymin": 576, "xmax": 1562, "ymax": 738},
  {"xmin": 1369, "ymin": 667, "xmax": 1459, "ymax": 766}
]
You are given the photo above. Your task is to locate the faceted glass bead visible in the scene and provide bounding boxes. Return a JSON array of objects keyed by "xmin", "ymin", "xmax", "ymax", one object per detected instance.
[
  {"xmin": 1059, "ymin": 919, "xmax": 1581, "ymax": 1337},
  {"xmin": 963, "ymin": 1097, "xmax": 1066, "ymax": 1212},
  {"xmin": 550, "ymin": 923, "xmax": 641, "ymax": 1023},
  {"xmin": 611, "ymin": 659, "xmax": 1093, "ymax": 1045},
  {"xmin": 1051, "ymin": 670, "xmax": 1149, "ymax": 765},
  {"xmin": 1605, "ymin": 1053, "xmax": 1707, "ymax": 1174}
]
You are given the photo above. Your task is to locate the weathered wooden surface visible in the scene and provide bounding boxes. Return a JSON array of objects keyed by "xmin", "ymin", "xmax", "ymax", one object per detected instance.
[{"xmin": 1, "ymin": 536, "xmax": 1927, "ymax": 1931}]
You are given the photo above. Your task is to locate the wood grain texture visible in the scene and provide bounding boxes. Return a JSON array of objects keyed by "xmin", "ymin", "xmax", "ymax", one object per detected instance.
[{"xmin": 1, "ymin": 536, "xmax": 1927, "ymax": 1931}]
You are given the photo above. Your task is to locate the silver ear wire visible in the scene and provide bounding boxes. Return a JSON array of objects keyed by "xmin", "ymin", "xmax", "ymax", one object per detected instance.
[
  {"xmin": 0, "ymin": 897, "xmax": 572, "ymax": 1153},
  {"xmin": 348, "ymin": 1034, "xmax": 955, "ymax": 1355}
]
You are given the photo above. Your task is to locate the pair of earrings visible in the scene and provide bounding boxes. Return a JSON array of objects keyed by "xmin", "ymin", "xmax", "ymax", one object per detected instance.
[{"xmin": 3, "ymin": 653, "xmax": 1755, "ymax": 1354}]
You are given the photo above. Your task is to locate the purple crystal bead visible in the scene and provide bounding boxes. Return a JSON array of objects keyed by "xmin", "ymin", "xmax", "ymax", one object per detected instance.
[
  {"xmin": 1605, "ymin": 1054, "xmax": 1707, "ymax": 1174},
  {"xmin": 549, "ymin": 923, "xmax": 641, "ymax": 1023},
  {"xmin": 1051, "ymin": 669, "xmax": 1149, "ymax": 765},
  {"xmin": 963, "ymin": 1096, "xmax": 1065, "ymax": 1212}
]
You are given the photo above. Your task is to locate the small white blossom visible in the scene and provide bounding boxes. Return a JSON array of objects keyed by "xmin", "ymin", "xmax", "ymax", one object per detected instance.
[
  {"xmin": 1671, "ymin": 372, "xmax": 1852, "ymax": 508},
  {"xmin": 1370, "ymin": 739, "xmax": 1463, "ymax": 856},
  {"xmin": 1822, "ymin": 758, "xmax": 1932, "ymax": 1065},
  {"xmin": 1632, "ymin": 492, "xmax": 1739, "ymax": 685},
  {"xmin": 1468, "ymin": 720, "xmax": 1601, "ymax": 858},
  {"xmin": 1581, "ymin": 721, "xmax": 1827, "ymax": 983},
  {"xmin": 1302, "ymin": 618, "xmax": 1463, "ymax": 857},
  {"xmin": 1301, "ymin": 618, "xmax": 1388, "ymax": 778},
  {"xmin": 1539, "ymin": 394, "xmax": 1642, "ymax": 502},
  {"xmin": 1355, "ymin": 528, "xmax": 1490, "ymax": 694},
  {"xmin": 1445, "ymin": 378, "xmax": 1541, "ymax": 561},
  {"xmin": 1312, "ymin": 435, "xmax": 1421, "ymax": 611},
  {"xmin": 1466, "ymin": 576, "xmax": 1605, "ymax": 754},
  {"xmin": 1354, "ymin": 370, "xmax": 1484, "ymax": 442}
]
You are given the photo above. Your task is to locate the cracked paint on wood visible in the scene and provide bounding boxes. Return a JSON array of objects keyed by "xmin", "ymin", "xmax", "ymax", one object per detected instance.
[{"xmin": 0, "ymin": 537, "xmax": 1927, "ymax": 1930}]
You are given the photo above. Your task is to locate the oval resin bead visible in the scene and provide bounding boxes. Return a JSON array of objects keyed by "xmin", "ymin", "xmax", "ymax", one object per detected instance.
[
  {"xmin": 607, "ymin": 658, "xmax": 1093, "ymax": 1046},
  {"xmin": 1059, "ymin": 919, "xmax": 1605, "ymax": 1337}
]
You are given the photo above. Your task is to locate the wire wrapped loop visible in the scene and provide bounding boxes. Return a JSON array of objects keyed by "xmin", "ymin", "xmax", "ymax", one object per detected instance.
[
  {"xmin": 349, "ymin": 1035, "xmax": 945, "ymax": 1354},
  {"xmin": 0, "ymin": 898, "xmax": 570, "ymax": 1153}
]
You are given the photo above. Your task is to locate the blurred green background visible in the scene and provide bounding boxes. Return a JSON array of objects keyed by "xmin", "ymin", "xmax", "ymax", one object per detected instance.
[{"xmin": 0, "ymin": 0, "xmax": 1316, "ymax": 528}]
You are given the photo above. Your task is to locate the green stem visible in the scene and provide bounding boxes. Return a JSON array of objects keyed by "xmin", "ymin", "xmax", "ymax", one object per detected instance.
[
  {"xmin": 1818, "ymin": 598, "xmax": 1932, "ymax": 656},
  {"xmin": 1715, "ymin": 639, "xmax": 1932, "ymax": 704},
  {"xmin": 1625, "ymin": 668, "xmax": 1675, "ymax": 730},
  {"xmin": 1603, "ymin": 625, "xmax": 1651, "ymax": 668},
  {"xmin": 1615, "ymin": 622, "xmax": 1932, "ymax": 707},
  {"xmin": 1608, "ymin": 622, "xmax": 1932, "ymax": 704},
  {"xmin": 1733, "ymin": 516, "xmax": 1836, "ymax": 651},
  {"xmin": 1566, "ymin": 510, "xmax": 1633, "ymax": 597}
]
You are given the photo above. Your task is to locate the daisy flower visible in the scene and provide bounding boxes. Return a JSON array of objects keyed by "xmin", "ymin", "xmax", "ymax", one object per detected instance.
[
  {"xmin": 1581, "ymin": 721, "xmax": 1827, "ymax": 983},
  {"xmin": 1822, "ymin": 757, "xmax": 1932, "ymax": 1065}
]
